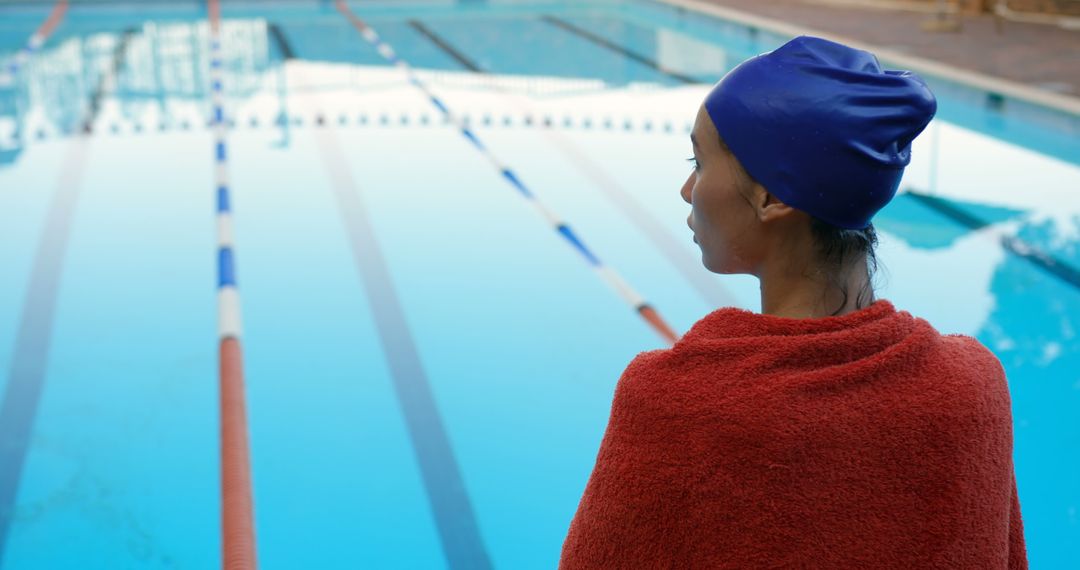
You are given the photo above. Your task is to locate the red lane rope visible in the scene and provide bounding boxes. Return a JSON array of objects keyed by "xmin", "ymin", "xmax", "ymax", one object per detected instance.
[
  {"xmin": 219, "ymin": 338, "xmax": 257, "ymax": 570},
  {"xmin": 209, "ymin": 1, "xmax": 258, "ymax": 568},
  {"xmin": 37, "ymin": 0, "xmax": 69, "ymax": 39}
]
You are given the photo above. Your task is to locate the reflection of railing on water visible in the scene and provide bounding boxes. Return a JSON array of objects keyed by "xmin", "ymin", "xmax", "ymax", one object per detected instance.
[
  {"xmin": 0, "ymin": 19, "xmax": 272, "ymax": 164},
  {"xmin": 1, "ymin": 12, "xmax": 704, "ymax": 158}
]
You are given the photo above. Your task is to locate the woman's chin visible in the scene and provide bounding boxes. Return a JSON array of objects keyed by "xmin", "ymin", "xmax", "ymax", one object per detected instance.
[
  {"xmin": 701, "ymin": 254, "xmax": 741, "ymax": 275},
  {"xmin": 700, "ymin": 254, "xmax": 722, "ymax": 274}
]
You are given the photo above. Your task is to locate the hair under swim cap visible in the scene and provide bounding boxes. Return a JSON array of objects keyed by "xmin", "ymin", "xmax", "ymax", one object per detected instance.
[{"xmin": 704, "ymin": 36, "xmax": 937, "ymax": 230}]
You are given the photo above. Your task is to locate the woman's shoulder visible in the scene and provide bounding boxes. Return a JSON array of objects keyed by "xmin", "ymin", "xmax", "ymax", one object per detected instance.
[
  {"xmin": 904, "ymin": 311, "xmax": 1006, "ymax": 375},
  {"xmin": 933, "ymin": 331, "xmax": 1009, "ymax": 383},
  {"xmin": 889, "ymin": 316, "xmax": 1014, "ymax": 420}
]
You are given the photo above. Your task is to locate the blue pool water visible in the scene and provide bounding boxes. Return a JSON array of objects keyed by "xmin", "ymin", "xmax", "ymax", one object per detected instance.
[{"xmin": 1, "ymin": 1, "xmax": 1078, "ymax": 568}]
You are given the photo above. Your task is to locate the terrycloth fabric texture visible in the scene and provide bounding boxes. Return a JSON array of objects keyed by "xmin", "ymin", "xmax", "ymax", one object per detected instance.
[{"xmin": 560, "ymin": 300, "xmax": 1026, "ymax": 569}]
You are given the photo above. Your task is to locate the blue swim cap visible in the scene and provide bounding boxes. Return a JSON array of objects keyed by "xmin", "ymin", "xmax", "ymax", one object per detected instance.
[{"xmin": 704, "ymin": 36, "xmax": 937, "ymax": 230}]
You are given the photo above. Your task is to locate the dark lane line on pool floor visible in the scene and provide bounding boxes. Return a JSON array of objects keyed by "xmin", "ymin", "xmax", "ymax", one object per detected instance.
[
  {"xmin": 266, "ymin": 22, "xmax": 295, "ymax": 60},
  {"xmin": 0, "ymin": 27, "xmax": 135, "ymax": 563},
  {"xmin": 406, "ymin": 20, "xmax": 482, "ymax": 73},
  {"xmin": 315, "ymin": 124, "xmax": 494, "ymax": 570},
  {"xmin": 267, "ymin": 24, "xmax": 492, "ymax": 570},
  {"xmin": 406, "ymin": 17, "xmax": 738, "ymax": 310},
  {"xmin": 907, "ymin": 190, "xmax": 1080, "ymax": 290},
  {"xmin": 539, "ymin": 15, "xmax": 701, "ymax": 85}
]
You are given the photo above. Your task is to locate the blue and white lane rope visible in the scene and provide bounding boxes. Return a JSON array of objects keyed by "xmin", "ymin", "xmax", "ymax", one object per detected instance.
[
  {"xmin": 207, "ymin": 3, "xmax": 258, "ymax": 567},
  {"xmin": 334, "ymin": 0, "xmax": 679, "ymax": 345},
  {"xmin": 0, "ymin": 0, "xmax": 68, "ymax": 87},
  {"xmin": 210, "ymin": 37, "xmax": 243, "ymax": 342}
]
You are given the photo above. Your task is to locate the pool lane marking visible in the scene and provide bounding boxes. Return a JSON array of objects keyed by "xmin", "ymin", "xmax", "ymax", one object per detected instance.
[
  {"xmin": 334, "ymin": 0, "xmax": 680, "ymax": 345},
  {"xmin": 538, "ymin": 15, "xmax": 700, "ymax": 85},
  {"xmin": 310, "ymin": 112, "xmax": 494, "ymax": 570},
  {"xmin": 264, "ymin": 22, "xmax": 493, "ymax": 567},
  {"xmin": 0, "ymin": 0, "xmax": 69, "ymax": 86},
  {"xmin": 906, "ymin": 191, "xmax": 1080, "ymax": 290},
  {"xmin": 266, "ymin": 23, "xmax": 295, "ymax": 60},
  {"xmin": 0, "ymin": 27, "xmax": 132, "ymax": 564},
  {"xmin": 208, "ymin": 2, "xmax": 259, "ymax": 569},
  {"xmin": 406, "ymin": 20, "xmax": 482, "ymax": 73},
  {"xmin": 406, "ymin": 19, "xmax": 738, "ymax": 310}
]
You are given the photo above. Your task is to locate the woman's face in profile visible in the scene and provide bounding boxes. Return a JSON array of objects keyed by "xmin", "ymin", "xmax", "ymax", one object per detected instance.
[{"xmin": 681, "ymin": 104, "xmax": 764, "ymax": 275}]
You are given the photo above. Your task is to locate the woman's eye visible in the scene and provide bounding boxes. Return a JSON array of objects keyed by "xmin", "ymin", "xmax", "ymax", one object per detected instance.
[{"xmin": 686, "ymin": 157, "xmax": 700, "ymax": 171}]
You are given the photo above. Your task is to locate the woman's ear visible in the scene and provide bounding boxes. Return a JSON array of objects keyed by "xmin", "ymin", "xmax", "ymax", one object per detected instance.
[{"xmin": 755, "ymin": 185, "xmax": 797, "ymax": 223}]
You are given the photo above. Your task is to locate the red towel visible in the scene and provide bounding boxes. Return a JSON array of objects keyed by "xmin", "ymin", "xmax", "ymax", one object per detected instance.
[{"xmin": 560, "ymin": 299, "xmax": 1026, "ymax": 569}]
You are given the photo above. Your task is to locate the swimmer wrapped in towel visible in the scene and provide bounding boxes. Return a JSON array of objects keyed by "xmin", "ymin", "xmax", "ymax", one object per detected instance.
[{"xmin": 559, "ymin": 36, "xmax": 1026, "ymax": 569}]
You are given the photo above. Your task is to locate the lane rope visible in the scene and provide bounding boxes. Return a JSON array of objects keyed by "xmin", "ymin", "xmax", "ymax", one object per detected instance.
[
  {"xmin": 0, "ymin": 0, "xmax": 68, "ymax": 86},
  {"xmin": 334, "ymin": 0, "xmax": 680, "ymax": 345},
  {"xmin": 9, "ymin": 112, "xmax": 696, "ymax": 142},
  {"xmin": 208, "ymin": 2, "xmax": 259, "ymax": 569},
  {"xmin": 403, "ymin": 19, "xmax": 737, "ymax": 311}
]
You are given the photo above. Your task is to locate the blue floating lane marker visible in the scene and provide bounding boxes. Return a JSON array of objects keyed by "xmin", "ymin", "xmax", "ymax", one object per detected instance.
[
  {"xmin": 460, "ymin": 127, "xmax": 484, "ymax": 151},
  {"xmin": 557, "ymin": 224, "xmax": 601, "ymax": 267},
  {"xmin": 430, "ymin": 96, "xmax": 449, "ymax": 115},
  {"xmin": 500, "ymin": 169, "xmax": 532, "ymax": 199},
  {"xmin": 217, "ymin": 186, "xmax": 230, "ymax": 212},
  {"xmin": 218, "ymin": 247, "xmax": 236, "ymax": 288}
]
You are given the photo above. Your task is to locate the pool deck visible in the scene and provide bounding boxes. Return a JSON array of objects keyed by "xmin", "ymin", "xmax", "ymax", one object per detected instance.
[{"xmin": 676, "ymin": 0, "xmax": 1080, "ymax": 103}]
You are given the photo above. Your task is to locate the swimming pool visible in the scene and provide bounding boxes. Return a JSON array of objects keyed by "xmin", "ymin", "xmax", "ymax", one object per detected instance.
[{"xmin": 1, "ymin": 0, "xmax": 1077, "ymax": 568}]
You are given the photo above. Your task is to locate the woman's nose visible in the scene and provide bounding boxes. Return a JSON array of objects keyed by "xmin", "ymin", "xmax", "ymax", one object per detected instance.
[{"xmin": 680, "ymin": 172, "xmax": 693, "ymax": 204}]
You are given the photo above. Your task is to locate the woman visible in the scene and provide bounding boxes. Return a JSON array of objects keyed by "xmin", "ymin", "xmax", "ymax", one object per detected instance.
[{"xmin": 559, "ymin": 36, "xmax": 1027, "ymax": 569}]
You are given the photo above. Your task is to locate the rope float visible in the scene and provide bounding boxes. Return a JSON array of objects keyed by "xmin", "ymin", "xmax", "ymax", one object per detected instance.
[
  {"xmin": 7, "ymin": 113, "xmax": 695, "ymax": 143},
  {"xmin": 334, "ymin": 0, "xmax": 680, "ymax": 345},
  {"xmin": 393, "ymin": 21, "xmax": 738, "ymax": 310},
  {"xmin": 0, "ymin": 0, "xmax": 68, "ymax": 86},
  {"xmin": 208, "ymin": 1, "xmax": 258, "ymax": 568}
]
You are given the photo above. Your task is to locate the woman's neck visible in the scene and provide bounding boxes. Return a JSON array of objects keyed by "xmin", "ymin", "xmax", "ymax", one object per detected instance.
[{"xmin": 758, "ymin": 256, "xmax": 873, "ymax": 319}]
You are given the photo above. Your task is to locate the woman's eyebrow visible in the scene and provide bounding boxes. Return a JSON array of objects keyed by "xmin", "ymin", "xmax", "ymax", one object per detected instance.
[{"xmin": 690, "ymin": 133, "xmax": 699, "ymax": 150}]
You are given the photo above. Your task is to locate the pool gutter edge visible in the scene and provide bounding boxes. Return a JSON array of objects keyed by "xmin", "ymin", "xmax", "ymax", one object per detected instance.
[{"xmin": 654, "ymin": 0, "xmax": 1080, "ymax": 117}]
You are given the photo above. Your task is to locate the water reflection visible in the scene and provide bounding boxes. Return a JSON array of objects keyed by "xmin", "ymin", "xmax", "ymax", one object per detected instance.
[
  {"xmin": 0, "ymin": 3, "xmax": 1078, "ymax": 567},
  {"xmin": 0, "ymin": 19, "xmax": 272, "ymax": 157}
]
